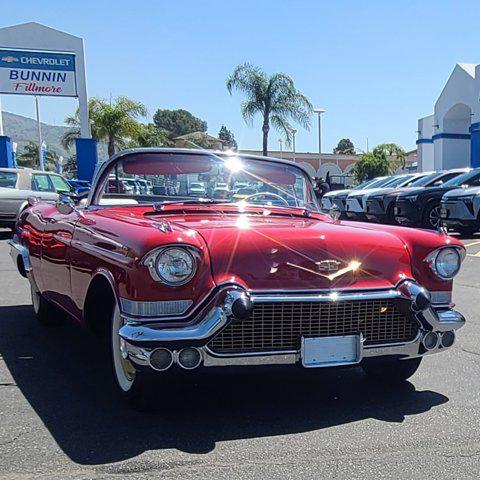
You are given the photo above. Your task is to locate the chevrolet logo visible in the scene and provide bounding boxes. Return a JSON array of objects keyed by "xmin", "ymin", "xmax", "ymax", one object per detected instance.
[
  {"xmin": 316, "ymin": 259, "xmax": 341, "ymax": 272},
  {"xmin": 1, "ymin": 55, "xmax": 19, "ymax": 63}
]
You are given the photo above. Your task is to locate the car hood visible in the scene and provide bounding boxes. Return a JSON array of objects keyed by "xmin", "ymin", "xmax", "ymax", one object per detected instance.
[
  {"xmin": 169, "ymin": 213, "xmax": 412, "ymax": 291},
  {"xmin": 396, "ymin": 186, "xmax": 454, "ymax": 198},
  {"xmin": 443, "ymin": 185, "xmax": 480, "ymax": 199},
  {"xmin": 323, "ymin": 189, "xmax": 350, "ymax": 198}
]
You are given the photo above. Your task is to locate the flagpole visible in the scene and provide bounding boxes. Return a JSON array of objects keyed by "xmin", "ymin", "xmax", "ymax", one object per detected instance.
[{"xmin": 35, "ymin": 96, "xmax": 43, "ymax": 170}]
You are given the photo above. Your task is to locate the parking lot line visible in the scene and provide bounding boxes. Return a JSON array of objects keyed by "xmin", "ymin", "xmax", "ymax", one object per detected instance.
[{"xmin": 464, "ymin": 240, "xmax": 480, "ymax": 248}]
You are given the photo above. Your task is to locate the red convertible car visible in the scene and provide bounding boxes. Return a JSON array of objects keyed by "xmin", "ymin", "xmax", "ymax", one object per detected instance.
[{"xmin": 9, "ymin": 149, "xmax": 466, "ymax": 405}]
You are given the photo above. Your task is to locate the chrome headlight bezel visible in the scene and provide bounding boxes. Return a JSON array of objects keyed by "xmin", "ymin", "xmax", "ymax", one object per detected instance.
[
  {"xmin": 425, "ymin": 246, "xmax": 465, "ymax": 280},
  {"xmin": 142, "ymin": 245, "xmax": 198, "ymax": 286}
]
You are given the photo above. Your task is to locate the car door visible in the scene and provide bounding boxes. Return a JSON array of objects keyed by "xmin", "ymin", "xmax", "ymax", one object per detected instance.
[{"xmin": 36, "ymin": 174, "xmax": 78, "ymax": 312}]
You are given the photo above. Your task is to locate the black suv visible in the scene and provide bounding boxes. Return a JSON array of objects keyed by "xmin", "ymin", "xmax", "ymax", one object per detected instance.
[{"xmin": 394, "ymin": 168, "xmax": 476, "ymax": 229}]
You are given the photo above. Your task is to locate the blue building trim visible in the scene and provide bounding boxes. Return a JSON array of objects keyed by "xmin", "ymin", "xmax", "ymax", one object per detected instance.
[
  {"xmin": 0, "ymin": 136, "xmax": 14, "ymax": 168},
  {"xmin": 76, "ymin": 138, "xmax": 98, "ymax": 182},
  {"xmin": 432, "ymin": 132, "xmax": 471, "ymax": 141},
  {"xmin": 416, "ymin": 138, "xmax": 433, "ymax": 144},
  {"xmin": 470, "ymin": 123, "xmax": 480, "ymax": 169}
]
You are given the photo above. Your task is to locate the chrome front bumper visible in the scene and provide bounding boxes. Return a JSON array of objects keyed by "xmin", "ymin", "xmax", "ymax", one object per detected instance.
[
  {"xmin": 8, "ymin": 235, "xmax": 32, "ymax": 277},
  {"xmin": 119, "ymin": 282, "xmax": 465, "ymax": 371}
]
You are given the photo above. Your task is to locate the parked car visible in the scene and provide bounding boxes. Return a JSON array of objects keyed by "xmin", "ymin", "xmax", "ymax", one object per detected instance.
[
  {"xmin": 189, "ymin": 182, "xmax": 206, "ymax": 197},
  {"xmin": 320, "ymin": 177, "xmax": 380, "ymax": 216},
  {"xmin": 9, "ymin": 149, "xmax": 466, "ymax": 407},
  {"xmin": 345, "ymin": 174, "xmax": 416, "ymax": 220},
  {"xmin": 364, "ymin": 172, "xmax": 430, "ymax": 224},
  {"xmin": 107, "ymin": 177, "xmax": 134, "ymax": 194},
  {"xmin": 67, "ymin": 179, "xmax": 91, "ymax": 195},
  {"xmin": 394, "ymin": 169, "xmax": 471, "ymax": 229},
  {"xmin": 0, "ymin": 167, "xmax": 72, "ymax": 229},
  {"xmin": 440, "ymin": 171, "xmax": 480, "ymax": 234}
]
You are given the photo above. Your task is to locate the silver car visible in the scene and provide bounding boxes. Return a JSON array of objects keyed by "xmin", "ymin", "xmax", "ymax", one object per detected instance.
[
  {"xmin": 440, "ymin": 185, "xmax": 480, "ymax": 235},
  {"xmin": 0, "ymin": 168, "xmax": 72, "ymax": 229}
]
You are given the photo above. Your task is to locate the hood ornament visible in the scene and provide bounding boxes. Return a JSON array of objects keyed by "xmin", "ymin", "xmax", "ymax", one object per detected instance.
[
  {"xmin": 329, "ymin": 204, "xmax": 341, "ymax": 223},
  {"xmin": 316, "ymin": 259, "xmax": 341, "ymax": 272}
]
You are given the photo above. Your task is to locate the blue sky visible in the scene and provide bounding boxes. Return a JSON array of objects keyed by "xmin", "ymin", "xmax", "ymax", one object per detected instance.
[{"xmin": 3, "ymin": 0, "xmax": 480, "ymax": 154}]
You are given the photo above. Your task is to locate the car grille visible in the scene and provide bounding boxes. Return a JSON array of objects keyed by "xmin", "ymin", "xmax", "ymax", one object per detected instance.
[{"xmin": 208, "ymin": 299, "xmax": 418, "ymax": 354}]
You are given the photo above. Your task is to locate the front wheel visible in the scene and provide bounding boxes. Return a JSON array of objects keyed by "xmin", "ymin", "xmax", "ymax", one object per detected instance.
[
  {"xmin": 362, "ymin": 357, "xmax": 422, "ymax": 383},
  {"xmin": 110, "ymin": 304, "xmax": 155, "ymax": 409},
  {"xmin": 423, "ymin": 203, "xmax": 442, "ymax": 230}
]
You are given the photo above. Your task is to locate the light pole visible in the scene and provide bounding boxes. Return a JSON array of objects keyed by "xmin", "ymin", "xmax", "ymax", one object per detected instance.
[
  {"xmin": 292, "ymin": 129, "xmax": 297, "ymax": 162},
  {"xmin": 313, "ymin": 108, "xmax": 325, "ymax": 165},
  {"xmin": 278, "ymin": 138, "xmax": 283, "ymax": 158}
]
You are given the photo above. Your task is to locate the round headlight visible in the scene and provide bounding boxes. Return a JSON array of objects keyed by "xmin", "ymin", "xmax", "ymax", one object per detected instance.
[
  {"xmin": 433, "ymin": 247, "xmax": 461, "ymax": 279},
  {"xmin": 155, "ymin": 247, "xmax": 196, "ymax": 285}
]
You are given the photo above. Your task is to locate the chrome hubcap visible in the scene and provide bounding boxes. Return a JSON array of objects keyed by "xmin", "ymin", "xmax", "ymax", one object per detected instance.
[{"xmin": 429, "ymin": 206, "xmax": 441, "ymax": 228}]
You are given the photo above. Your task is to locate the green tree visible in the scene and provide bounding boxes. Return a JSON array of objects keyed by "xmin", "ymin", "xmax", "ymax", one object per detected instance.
[
  {"xmin": 373, "ymin": 143, "xmax": 407, "ymax": 169},
  {"xmin": 62, "ymin": 96, "xmax": 147, "ymax": 156},
  {"xmin": 333, "ymin": 138, "xmax": 355, "ymax": 154},
  {"xmin": 226, "ymin": 63, "xmax": 312, "ymax": 156},
  {"xmin": 352, "ymin": 151, "xmax": 392, "ymax": 182},
  {"xmin": 218, "ymin": 125, "xmax": 238, "ymax": 150},
  {"xmin": 153, "ymin": 109, "xmax": 207, "ymax": 137},
  {"xmin": 17, "ymin": 141, "xmax": 58, "ymax": 171},
  {"xmin": 129, "ymin": 123, "xmax": 171, "ymax": 148}
]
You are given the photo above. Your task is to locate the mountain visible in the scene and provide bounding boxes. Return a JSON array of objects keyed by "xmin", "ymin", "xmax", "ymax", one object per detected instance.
[{"xmin": 1, "ymin": 111, "xmax": 107, "ymax": 159}]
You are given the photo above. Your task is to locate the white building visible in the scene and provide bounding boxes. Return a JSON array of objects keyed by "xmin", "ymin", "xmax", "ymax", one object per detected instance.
[{"xmin": 417, "ymin": 63, "xmax": 480, "ymax": 171}]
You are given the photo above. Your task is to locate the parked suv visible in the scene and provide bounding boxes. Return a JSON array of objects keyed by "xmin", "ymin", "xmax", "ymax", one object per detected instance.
[
  {"xmin": 364, "ymin": 172, "xmax": 430, "ymax": 223},
  {"xmin": 345, "ymin": 174, "xmax": 417, "ymax": 220},
  {"xmin": 320, "ymin": 177, "xmax": 379, "ymax": 216},
  {"xmin": 393, "ymin": 169, "xmax": 471, "ymax": 229},
  {"xmin": 439, "ymin": 170, "xmax": 480, "ymax": 234}
]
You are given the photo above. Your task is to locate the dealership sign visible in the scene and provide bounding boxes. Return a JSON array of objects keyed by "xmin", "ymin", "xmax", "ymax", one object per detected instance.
[{"xmin": 0, "ymin": 49, "xmax": 77, "ymax": 97}]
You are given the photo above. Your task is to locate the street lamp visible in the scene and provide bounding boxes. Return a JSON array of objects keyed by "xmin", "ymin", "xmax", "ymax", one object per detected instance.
[
  {"xmin": 292, "ymin": 129, "xmax": 297, "ymax": 161},
  {"xmin": 313, "ymin": 108, "xmax": 326, "ymax": 163}
]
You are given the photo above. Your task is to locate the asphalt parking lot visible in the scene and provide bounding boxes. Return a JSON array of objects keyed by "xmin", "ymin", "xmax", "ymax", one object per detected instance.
[{"xmin": 0, "ymin": 229, "xmax": 480, "ymax": 480}]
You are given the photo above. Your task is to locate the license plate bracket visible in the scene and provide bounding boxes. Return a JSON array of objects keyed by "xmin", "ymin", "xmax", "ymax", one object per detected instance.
[{"xmin": 301, "ymin": 335, "xmax": 363, "ymax": 368}]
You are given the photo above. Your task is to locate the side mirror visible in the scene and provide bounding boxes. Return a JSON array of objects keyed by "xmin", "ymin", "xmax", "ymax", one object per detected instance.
[{"xmin": 56, "ymin": 192, "xmax": 75, "ymax": 215}]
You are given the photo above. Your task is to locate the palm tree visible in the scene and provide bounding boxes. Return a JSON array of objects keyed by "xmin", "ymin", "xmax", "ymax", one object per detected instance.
[
  {"xmin": 17, "ymin": 141, "xmax": 58, "ymax": 171},
  {"xmin": 62, "ymin": 96, "xmax": 147, "ymax": 156},
  {"xmin": 226, "ymin": 63, "xmax": 313, "ymax": 156}
]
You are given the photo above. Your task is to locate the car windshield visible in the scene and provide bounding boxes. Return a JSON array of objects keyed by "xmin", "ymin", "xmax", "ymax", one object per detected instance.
[
  {"xmin": 0, "ymin": 171, "xmax": 17, "ymax": 188},
  {"xmin": 366, "ymin": 176, "xmax": 393, "ymax": 188},
  {"xmin": 443, "ymin": 169, "xmax": 480, "ymax": 187},
  {"xmin": 49, "ymin": 174, "xmax": 71, "ymax": 192},
  {"xmin": 382, "ymin": 175, "xmax": 413, "ymax": 188},
  {"xmin": 408, "ymin": 172, "xmax": 441, "ymax": 187},
  {"xmin": 95, "ymin": 152, "xmax": 316, "ymax": 210},
  {"xmin": 351, "ymin": 178, "xmax": 376, "ymax": 190}
]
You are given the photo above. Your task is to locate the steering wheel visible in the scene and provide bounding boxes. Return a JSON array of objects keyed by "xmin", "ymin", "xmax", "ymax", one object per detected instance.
[{"xmin": 240, "ymin": 192, "xmax": 290, "ymax": 207}]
